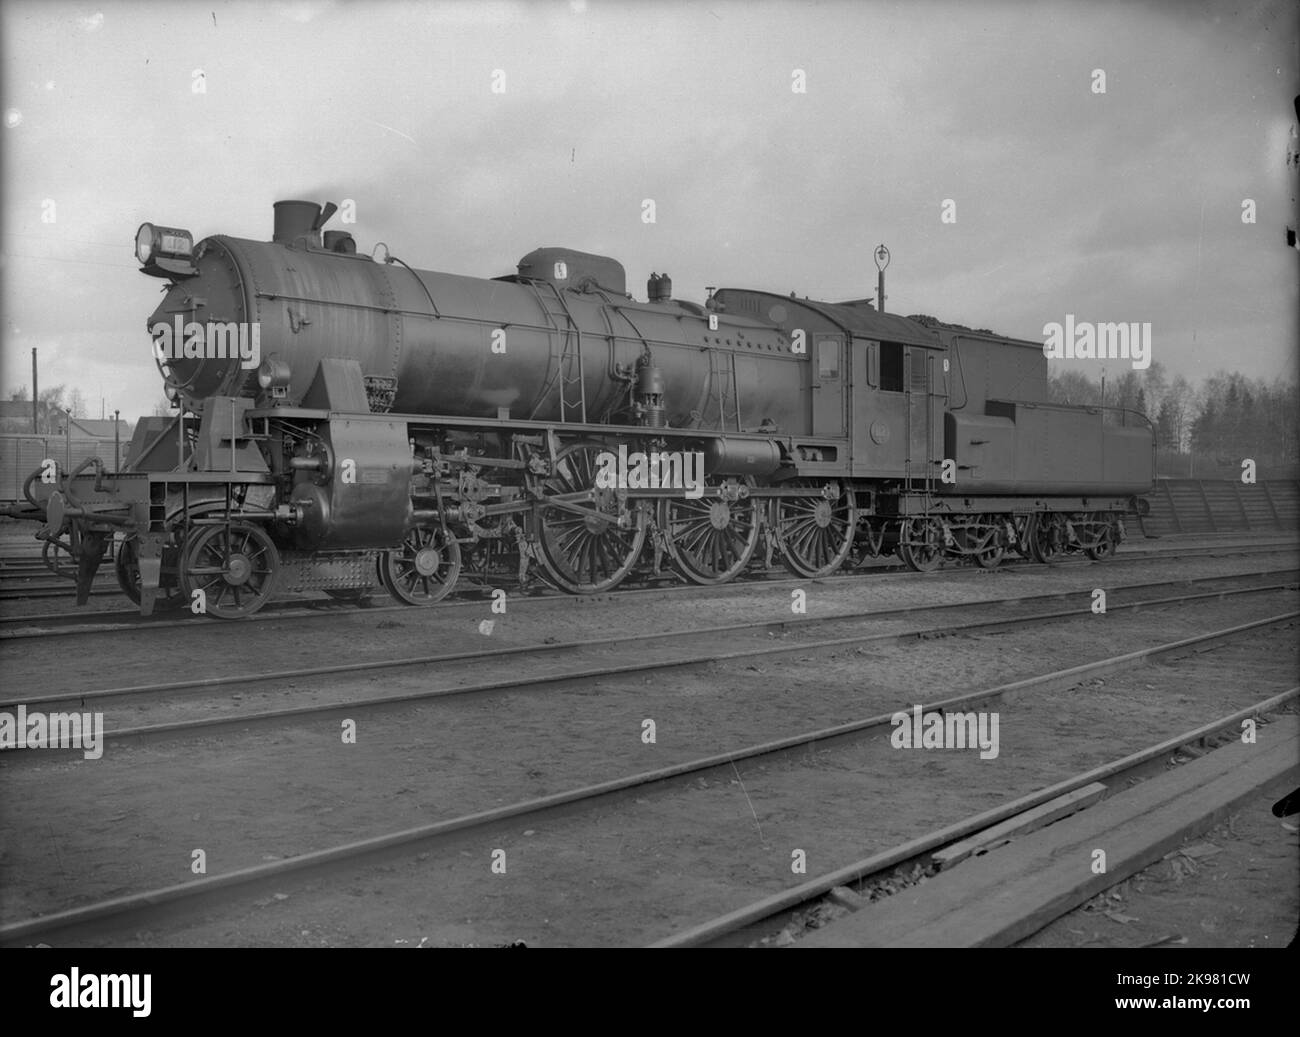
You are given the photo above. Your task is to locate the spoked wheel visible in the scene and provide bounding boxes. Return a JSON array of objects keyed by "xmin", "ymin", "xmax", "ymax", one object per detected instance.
[
  {"xmin": 115, "ymin": 533, "xmax": 183, "ymax": 608},
  {"xmin": 536, "ymin": 440, "xmax": 647, "ymax": 593},
  {"xmin": 180, "ymin": 521, "xmax": 280, "ymax": 619},
  {"xmin": 1085, "ymin": 513, "xmax": 1118, "ymax": 560},
  {"xmin": 379, "ymin": 525, "xmax": 462, "ymax": 604},
  {"xmin": 658, "ymin": 481, "xmax": 760, "ymax": 585},
  {"xmin": 970, "ymin": 514, "xmax": 1005, "ymax": 570},
  {"xmin": 772, "ymin": 480, "xmax": 856, "ymax": 578},
  {"xmin": 898, "ymin": 516, "xmax": 945, "ymax": 573},
  {"xmin": 1028, "ymin": 513, "xmax": 1066, "ymax": 564}
]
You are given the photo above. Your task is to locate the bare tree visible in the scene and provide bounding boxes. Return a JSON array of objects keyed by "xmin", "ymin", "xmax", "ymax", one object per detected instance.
[
  {"xmin": 1047, "ymin": 369, "xmax": 1100, "ymax": 405},
  {"xmin": 1162, "ymin": 375, "xmax": 1193, "ymax": 452},
  {"xmin": 1141, "ymin": 360, "xmax": 1168, "ymax": 416},
  {"xmin": 37, "ymin": 385, "xmax": 66, "ymax": 434},
  {"xmin": 1112, "ymin": 370, "xmax": 1143, "ymax": 413}
]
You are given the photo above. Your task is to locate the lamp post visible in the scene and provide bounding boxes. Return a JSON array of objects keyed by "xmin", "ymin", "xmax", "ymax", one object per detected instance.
[{"xmin": 874, "ymin": 244, "xmax": 890, "ymax": 314}]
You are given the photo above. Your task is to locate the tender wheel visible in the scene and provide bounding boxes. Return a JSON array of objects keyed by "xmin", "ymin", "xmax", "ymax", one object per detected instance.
[
  {"xmin": 899, "ymin": 516, "xmax": 945, "ymax": 573},
  {"xmin": 180, "ymin": 521, "xmax": 279, "ymax": 619},
  {"xmin": 659, "ymin": 481, "xmax": 760, "ymax": 585},
  {"xmin": 1085, "ymin": 515, "xmax": 1118, "ymax": 560},
  {"xmin": 1028, "ymin": 513, "xmax": 1066, "ymax": 563},
  {"xmin": 379, "ymin": 525, "xmax": 462, "ymax": 604},
  {"xmin": 971, "ymin": 514, "xmax": 1005, "ymax": 570},
  {"xmin": 115, "ymin": 533, "xmax": 183, "ymax": 608},
  {"xmin": 536, "ymin": 440, "xmax": 647, "ymax": 593},
  {"xmin": 773, "ymin": 480, "xmax": 856, "ymax": 578},
  {"xmin": 1009, "ymin": 515, "xmax": 1034, "ymax": 558}
]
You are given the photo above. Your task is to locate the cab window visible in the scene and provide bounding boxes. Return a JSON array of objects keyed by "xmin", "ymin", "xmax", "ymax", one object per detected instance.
[
  {"xmin": 817, "ymin": 338, "xmax": 839, "ymax": 380},
  {"xmin": 880, "ymin": 342, "xmax": 905, "ymax": 392}
]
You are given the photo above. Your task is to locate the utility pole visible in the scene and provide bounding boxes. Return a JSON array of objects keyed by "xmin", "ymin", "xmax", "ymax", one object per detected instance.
[
  {"xmin": 31, "ymin": 348, "xmax": 38, "ymax": 433},
  {"xmin": 114, "ymin": 409, "xmax": 121, "ymax": 471}
]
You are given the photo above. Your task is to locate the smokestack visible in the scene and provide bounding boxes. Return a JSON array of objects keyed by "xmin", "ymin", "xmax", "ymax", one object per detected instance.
[{"xmin": 273, "ymin": 200, "xmax": 323, "ymax": 246}]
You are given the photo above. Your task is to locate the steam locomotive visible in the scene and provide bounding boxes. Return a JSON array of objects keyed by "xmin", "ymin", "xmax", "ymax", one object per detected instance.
[{"xmin": 8, "ymin": 200, "xmax": 1155, "ymax": 618}]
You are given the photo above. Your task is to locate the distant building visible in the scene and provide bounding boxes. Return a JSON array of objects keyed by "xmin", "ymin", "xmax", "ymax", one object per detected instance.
[
  {"xmin": 0, "ymin": 400, "xmax": 34, "ymax": 422},
  {"xmin": 0, "ymin": 404, "xmax": 134, "ymax": 437},
  {"xmin": 53, "ymin": 416, "xmax": 131, "ymax": 438},
  {"xmin": 0, "ymin": 399, "xmax": 41, "ymax": 433}
]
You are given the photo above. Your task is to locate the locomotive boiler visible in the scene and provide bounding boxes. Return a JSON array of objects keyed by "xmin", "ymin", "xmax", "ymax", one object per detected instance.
[
  {"xmin": 154, "ymin": 200, "xmax": 802, "ymax": 436},
  {"xmin": 9, "ymin": 199, "xmax": 1155, "ymax": 618}
]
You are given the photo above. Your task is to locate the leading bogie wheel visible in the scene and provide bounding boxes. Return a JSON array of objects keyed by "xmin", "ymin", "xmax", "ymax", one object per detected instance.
[{"xmin": 179, "ymin": 521, "xmax": 280, "ymax": 619}]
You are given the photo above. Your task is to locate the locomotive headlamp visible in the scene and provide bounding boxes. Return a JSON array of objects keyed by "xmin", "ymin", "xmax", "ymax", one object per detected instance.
[
  {"xmin": 257, "ymin": 357, "xmax": 292, "ymax": 398},
  {"xmin": 135, "ymin": 222, "xmax": 196, "ymax": 278}
]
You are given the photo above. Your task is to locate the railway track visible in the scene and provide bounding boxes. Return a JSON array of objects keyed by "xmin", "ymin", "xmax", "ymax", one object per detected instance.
[
  {"xmin": 1, "ymin": 537, "xmax": 1295, "ymax": 639},
  {"xmin": 2, "ymin": 568, "xmax": 1294, "ymax": 752},
  {"xmin": 0, "ymin": 580, "xmax": 118, "ymax": 601},
  {"xmin": 654, "ymin": 689, "xmax": 1300, "ymax": 948},
  {"xmin": 2, "ymin": 609, "xmax": 1293, "ymax": 946}
]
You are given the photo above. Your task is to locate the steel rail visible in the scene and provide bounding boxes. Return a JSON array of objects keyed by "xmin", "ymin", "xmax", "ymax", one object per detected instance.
[
  {"xmin": 0, "ymin": 575, "xmax": 1294, "ymax": 748},
  {"xmin": 1, "ymin": 540, "xmax": 1294, "ymax": 638},
  {"xmin": 650, "ymin": 686, "xmax": 1300, "ymax": 947},
  {"xmin": 1, "ymin": 612, "xmax": 1292, "ymax": 946}
]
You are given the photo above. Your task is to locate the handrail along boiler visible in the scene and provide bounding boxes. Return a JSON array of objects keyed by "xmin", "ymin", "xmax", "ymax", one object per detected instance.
[{"xmin": 8, "ymin": 200, "xmax": 1155, "ymax": 618}]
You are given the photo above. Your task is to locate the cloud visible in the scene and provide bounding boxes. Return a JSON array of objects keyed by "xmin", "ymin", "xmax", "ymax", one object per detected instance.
[
  {"xmin": 274, "ymin": 1, "xmax": 333, "ymax": 24},
  {"xmin": 1, "ymin": 0, "xmax": 1295, "ymax": 419}
]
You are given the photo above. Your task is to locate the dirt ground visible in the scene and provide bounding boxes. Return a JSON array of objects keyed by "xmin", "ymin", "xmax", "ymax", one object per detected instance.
[
  {"xmin": 1021, "ymin": 787, "xmax": 1299, "ymax": 949},
  {"xmin": 2, "ymin": 578, "xmax": 1295, "ymax": 946}
]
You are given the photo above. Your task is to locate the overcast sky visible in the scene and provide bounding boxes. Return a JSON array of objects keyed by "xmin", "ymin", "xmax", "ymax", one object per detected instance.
[{"xmin": 2, "ymin": 0, "xmax": 1296, "ymax": 421}]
